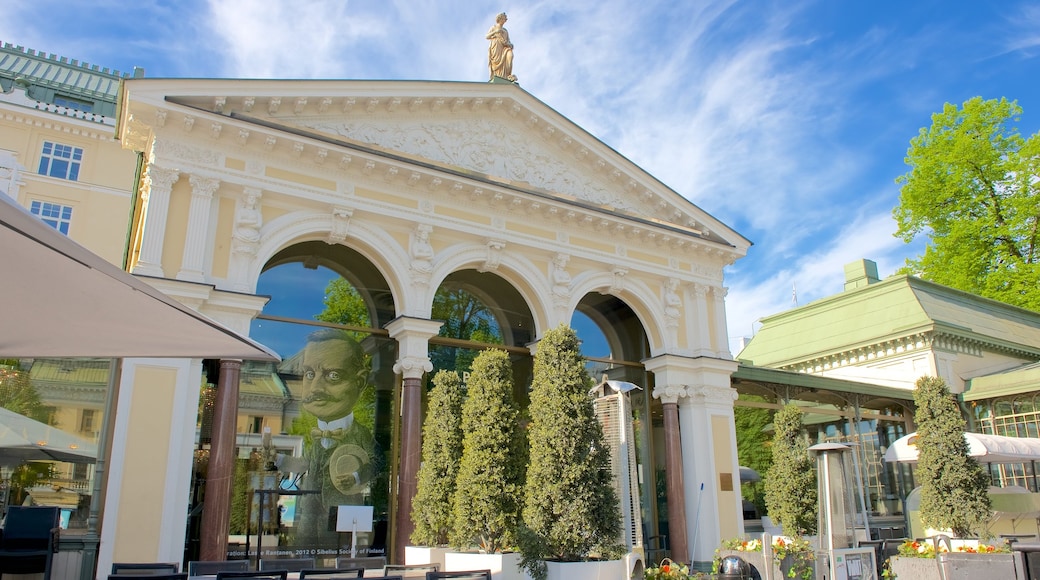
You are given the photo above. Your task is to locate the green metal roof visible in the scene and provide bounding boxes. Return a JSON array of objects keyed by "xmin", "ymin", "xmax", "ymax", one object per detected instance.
[
  {"xmin": 738, "ymin": 274, "xmax": 1040, "ymax": 368},
  {"xmin": 962, "ymin": 362, "xmax": 1040, "ymax": 401},
  {"xmin": 0, "ymin": 42, "xmax": 133, "ymax": 102},
  {"xmin": 733, "ymin": 363, "xmax": 914, "ymax": 401}
]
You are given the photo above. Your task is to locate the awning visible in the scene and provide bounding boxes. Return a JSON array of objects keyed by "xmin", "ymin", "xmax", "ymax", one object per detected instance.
[
  {"xmin": 0, "ymin": 192, "xmax": 279, "ymax": 361},
  {"xmin": 883, "ymin": 431, "xmax": 1040, "ymax": 464}
]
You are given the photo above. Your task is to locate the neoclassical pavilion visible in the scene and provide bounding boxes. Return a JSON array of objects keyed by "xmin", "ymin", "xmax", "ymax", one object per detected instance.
[{"xmin": 115, "ymin": 79, "xmax": 751, "ymax": 567}]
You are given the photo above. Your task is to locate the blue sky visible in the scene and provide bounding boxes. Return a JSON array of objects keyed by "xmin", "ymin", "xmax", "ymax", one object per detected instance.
[{"xmin": 5, "ymin": 1, "xmax": 1039, "ymax": 354}]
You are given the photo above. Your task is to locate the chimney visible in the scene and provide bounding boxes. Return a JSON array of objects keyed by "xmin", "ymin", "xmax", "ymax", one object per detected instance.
[{"xmin": 844, "ymin": 259, "xmax": 880, "ymax": 291}]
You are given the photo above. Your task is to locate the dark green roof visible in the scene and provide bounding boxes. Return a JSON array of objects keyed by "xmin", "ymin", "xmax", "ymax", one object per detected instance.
[
  {"xmin": 0, "ymin": 42, "xmax": 141, "ymax": 118},
  {"xmin": 962, "ymin": 362, "xmax": 1040, "ymax": 401},
  {"xmin": 738, "ymin": 274, "xmax": 1040, "ymax": 368}
]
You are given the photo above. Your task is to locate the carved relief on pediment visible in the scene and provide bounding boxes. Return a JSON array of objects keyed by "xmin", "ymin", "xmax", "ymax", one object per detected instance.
[{"xmin": 298, "ymin": 118, "xmax": 642, "ymax": 215}]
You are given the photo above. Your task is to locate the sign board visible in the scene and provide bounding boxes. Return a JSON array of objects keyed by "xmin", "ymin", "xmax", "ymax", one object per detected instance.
[{"xmin": 336, "ymin": 505, "xmax": 374, "ymax": 533}]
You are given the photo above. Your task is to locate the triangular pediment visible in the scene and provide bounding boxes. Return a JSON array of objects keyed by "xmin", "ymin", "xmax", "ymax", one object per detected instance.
[{"xmin": 123, "ymin": 79, "xmax": 749, "ymax": 251}]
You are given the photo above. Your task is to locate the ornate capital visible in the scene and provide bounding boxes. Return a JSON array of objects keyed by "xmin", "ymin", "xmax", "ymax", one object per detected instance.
[
  {"xmin": 684, "ymin": 384, "xmax": 738, "ymax": 406},
  {"xmin": 652, "ymin": 383, "xmax": 686, "ymax": 405},
  {"xmin": 393, "ymin": 356, "xmax": 433, "ymax": 380},
  {"xmin": 189, "ymin": 174, "xmax": 220, "ymax": 198},
  {"xmin": 147, "ymin": 165, "xmax": 180, "ymax": 192}
]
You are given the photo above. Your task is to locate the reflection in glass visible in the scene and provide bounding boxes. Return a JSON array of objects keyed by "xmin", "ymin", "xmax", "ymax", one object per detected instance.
[{"xmin": 0, "ymin": 359, "xmax": 105, "ymax": 532}]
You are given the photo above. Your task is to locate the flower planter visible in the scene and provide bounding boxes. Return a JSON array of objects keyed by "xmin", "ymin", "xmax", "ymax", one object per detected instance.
[
  {"xmin": 445, "ymin": 551, "xmax": 524, "ymax": 580},
  {"xmin": 937, "ymin": 552, "xmax": 1017, "ymax": 580},
  {"xmin": 542, "ymin": 559, "xmax": 626, "ymax": 580},
  {"xmin": 405, "ymin": 546, "xmax": 451, "ymax": 569},
  {"xmin": 887, "ymin": 556, "xmax": 941, "ymax": 580}
]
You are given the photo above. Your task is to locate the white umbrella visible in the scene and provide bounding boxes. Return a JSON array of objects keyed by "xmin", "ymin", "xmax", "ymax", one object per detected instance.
[
  {"xmin": 0, "ymin": 193, "xmax": 278, "ymax": 360},
  {"xmin": 0, "ymin": 407, "xmax": 97, "ymax": 465},
  {"xmin": 883, "ymin": 431, "xmax": 1040, "ymax": 464}
]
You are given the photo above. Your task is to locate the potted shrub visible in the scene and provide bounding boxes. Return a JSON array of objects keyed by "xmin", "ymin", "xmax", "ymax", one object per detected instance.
[
  {"xmin": 408, "ymin": 370, "xmax": 464, "ymax": 568},
  {"xmin": 447, "ymin": 348, "xmax": 527, "ymax": 580},
  {"xmin": 913, "ymin": 376, "xmax": 991, "ymax": 537},
  {"xmin": 519, "ymin": 324, "xmax": 624, "ymax": 580}
]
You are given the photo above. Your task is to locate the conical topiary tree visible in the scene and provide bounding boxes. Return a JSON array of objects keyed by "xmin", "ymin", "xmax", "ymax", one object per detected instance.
[
  {"xmin": 764, "ymin": 403, "xmax": 818, "ymax": 536},
  {"xmin": 451, "ymin": 348, "xmax": 527, "ymax": 552},
  {"xmin": 913, "ymin": 375, "xmax": 991, "ymax": 537},
  {"xmin": 411, "ymin": 370, "xmax": 464, "ymax": 546},
  {"xmin": 521, "ymin": 324, "xmax": 622, "ymax": 578}
]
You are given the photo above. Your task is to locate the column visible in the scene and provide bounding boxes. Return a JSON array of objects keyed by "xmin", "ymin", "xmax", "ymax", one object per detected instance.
[
  {"xmin": 200, "ymin": 359, "xmax": 242, "ymax": 561},
  {"xmin": 385, "ymin": 317, "xmax": 442, "ymax": 564},
  {"xmin": 643, "ymin": 356, "xmax": 690, "ymax": 564},
  {"xmin": 690, "ymin": 284, "xmax": 713, "ymax": 357},
  {"xmin": 177, "ymin": 175, "xmax": 220, "ymax": 282},
  {"xmin": 133, "ymin": 166, "xmax": 179, "ymax": 277},
  {"xmin": 710, "ymin": 286, "xmax": 731, "ymax": 359},
  {"xmin": 645, "ymin": 354, "xmax": 740, "ymax": 567}
]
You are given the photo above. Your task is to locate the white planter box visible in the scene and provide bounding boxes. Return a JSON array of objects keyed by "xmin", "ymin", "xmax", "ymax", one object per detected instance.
[
  {"xmin": 405, "ymin": 546, "xmax": 451, "ymax": 569},
  {"xmin": 543, "ymin": 559, "xmax": 626, "ymax": 580},
  {"xmin": 888, "ymin": 556, "xmax": 941, "ymax": 580},
  {"xmin": 445, "ymin": 551, "xmax": 524, "ymax": 580}
]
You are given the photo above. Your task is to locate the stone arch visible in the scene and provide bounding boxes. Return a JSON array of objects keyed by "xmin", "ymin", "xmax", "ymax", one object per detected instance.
[
  {"xmin": 568, "ymin": 269, "xmax": 666, "ymax": 355},
  {"xmin": 423, "ymin": 241, "xmax": 552, "ymax": 337},
  {"xmin": 251, "ymin": 210, "xmax": 411, "ymax": 317}
]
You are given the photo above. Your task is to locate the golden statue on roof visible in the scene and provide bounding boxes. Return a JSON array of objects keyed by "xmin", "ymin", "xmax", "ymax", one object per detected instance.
[{"xmin": 486, "ymin": 12, "xmax": 517, "ymax": 82}]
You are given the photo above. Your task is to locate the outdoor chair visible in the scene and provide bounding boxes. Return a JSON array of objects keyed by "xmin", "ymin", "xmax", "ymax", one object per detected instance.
[
  {"xmin": 298, "ymin": 568, "xmax": 365, "ymax": 579},
  {"xmin": 108, "ymin": 574, "xmax": 186, "ymax": 580},
  {"xmin": 382, "ymin": 563, "xmax": 439, "ymax": 577},
  {"xmin": 425, "ymin": 571, "xmax": 492, "ymax": 580},
  {"xmin": 214, "ymin": 571, "xmax": 287, "ymax": 580},
  {"xmin": 187, "ymin": 561, "xmax": 250, "ymax": 577},
  {"xmin": 0, "ymin": 505, "xmax": 60, "ymax": 580},
  {"xmin": 335, "ymin": 556, "xmax": 386, "ymax": 571},
  {"xmin": 112, "ymin": 563, "xmax": 180, "ymax": 575},
  {"xmin": 259, "ymin": 558, "xmax": 316, "ymax": 572}
]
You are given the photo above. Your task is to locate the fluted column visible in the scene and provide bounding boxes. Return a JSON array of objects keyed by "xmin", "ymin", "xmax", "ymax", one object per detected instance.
[
  {"xmin": 133, "ymin": 166, "xmax": 179, "ymax": 277},
  {"xmin": 177, "ymin": 175, "xmax": 219, "ymax": 282},
  {"xmin": 711, "ymin": 286, "xmax": 731, "ymax": 358},
  {"xmin": 385, "ymin": 317, "xmax": 442, "ymax": 564},
  {"xmin": 691, "ymin": 284, "xmax": 713, "ymax": 357},
  {"xmin": 200, "ymin": 360, "xmax": 241, "ymax": 561}
]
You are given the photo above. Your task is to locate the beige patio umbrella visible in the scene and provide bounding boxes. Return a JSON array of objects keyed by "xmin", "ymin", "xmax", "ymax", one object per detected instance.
[{"xmin": 0, "ymin": 192, "xmax": 278, "ymax": 361}]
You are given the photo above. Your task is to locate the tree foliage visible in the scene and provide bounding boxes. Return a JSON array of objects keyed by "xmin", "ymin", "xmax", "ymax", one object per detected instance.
[
  {"xmin": 764, "ymin": 403, "xmax": 817, "ymax": 536},
  {"xmin": 0, "ymin": 361, "xmax": 50, "ymax": 423},
  {"xmin": 411, "ymin": 370, "xmax": 465, "ymax": 546},
  {"xmin": 451, "ymin": 349, "xmax": 526, "ymax": 552},
  {"xmin": 894, "ymin": 96, "xmax": 1040, "ymax": 310},
  {"xmin": 521, "ymin": 325, "xmax": 622, "ymax": 576},
  {"xmin": 735, "ymin": 395, "xmax": 774, "ymax": 515},
  {"xmin": 913, "ymin": 376, "xmax": 991, "ymax": 537}
]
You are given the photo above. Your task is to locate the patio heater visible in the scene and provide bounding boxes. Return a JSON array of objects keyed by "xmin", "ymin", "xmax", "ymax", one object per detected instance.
[
  {"xmin": 809, "ymin": 443, "xmax": 878, "ymax": 580},
  {"xmin": 590, "ymin": 378, "xmax": 644, "ymax": 552}
]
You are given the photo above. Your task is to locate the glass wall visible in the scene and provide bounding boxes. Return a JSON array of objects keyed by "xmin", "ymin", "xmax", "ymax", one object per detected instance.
[{"xmin": 0, "ymin": 358, "xmax": 110, "ymax": 533}]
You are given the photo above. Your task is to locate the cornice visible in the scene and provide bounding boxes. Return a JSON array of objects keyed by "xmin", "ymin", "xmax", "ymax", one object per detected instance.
[
  {"xmin": 0, "ymin": 102, "xmax": 120, "ymax": 141},
  {"xmin": 136, "ymin": 110, "xmax": 743, "ymax": 273},
  {"xmin": 783, "ymin": 329, "xmax": 1040, "ymax": 375}
]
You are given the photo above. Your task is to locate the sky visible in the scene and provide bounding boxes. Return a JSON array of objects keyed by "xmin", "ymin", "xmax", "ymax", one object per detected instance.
[{"xmin": 4, "ymin": 0, "xmax": 1040, "ymax": 355}]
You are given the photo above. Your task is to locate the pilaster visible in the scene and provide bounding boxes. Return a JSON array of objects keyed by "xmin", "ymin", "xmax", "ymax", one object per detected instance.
[
  {"xmin": 133, "ymin": 165, "xmax": 178, "ymax": 277},
  {"xmin": 177, "ymin": 175, "xmax": 219, "ymax": 282},
  {"xmin": 689, "ymin": 284, "xmax": 713, "ymax": 357}
]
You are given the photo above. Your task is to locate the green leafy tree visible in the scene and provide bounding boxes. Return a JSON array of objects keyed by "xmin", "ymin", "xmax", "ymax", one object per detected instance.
[
  {"xmin": 913, "ymin": 376, "xmax": 991, "ymax": 536},
  {"xmin": 314, "ymin": 278, "xmax": 371, "ymax": 327},
  {"xmin": 0, "ymin": 361, "xmax": 50, "ymax": 422},
  {"xmin": 735, "ymin": 395, "xmax": 774, "ymax": 515},
  {"xmin": 764, "ymin": 403, "xmax": 817, "ymax": 536},
  {"xmin": 451, "ymin": 349, "xmax": 526, "ymax": 552},
  {"xmin": 411, "ymin": 370, "xmax": 465, "ymax": 546},
  {"xmin": 521, "ymin": 325, "xmax": 622, "ymax": 578},
  {"xmin": 894, "ymin": 96, "xmax": 1040, "ymax": 310}
]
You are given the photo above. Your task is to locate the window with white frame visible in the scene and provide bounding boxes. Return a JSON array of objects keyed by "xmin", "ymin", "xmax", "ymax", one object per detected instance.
[
  {"xmin": 30, "ymin": 200, "xmax": 73, "ymax": 235},
  {"xmin": 38, "ymin": 141, "xmax": 83, "ymax": 181}
]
